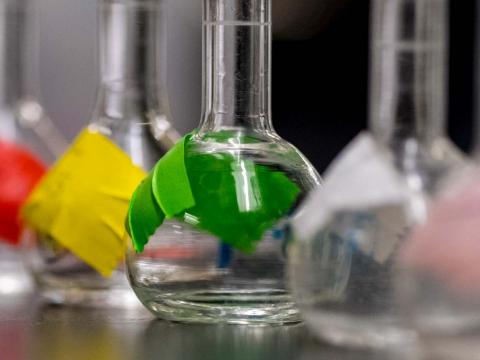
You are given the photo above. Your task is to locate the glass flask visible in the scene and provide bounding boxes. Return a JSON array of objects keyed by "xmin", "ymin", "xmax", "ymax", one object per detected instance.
[
  {"xmin": 396, "ymin": 18, "xmax": 480, "ymax": 360},
  {"xmin": 126, "ymin": 0, "xmax": 320, "ymax": 324},
  {"xmin": 288, "ymin": 0, "xmax": 466, "ymax": 349},
  {"xmin": 0, "ymin": 0, "xmax": 66, "ymax": 296},
  {"xmin": 23, "ymin": 0, "xmax": 178, "ymax": 307}
]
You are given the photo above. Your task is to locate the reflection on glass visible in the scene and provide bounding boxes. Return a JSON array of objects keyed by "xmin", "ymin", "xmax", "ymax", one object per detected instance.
[
  {"xmin": 26, "ymin": 305, "xmax": 150, "ymax": 360},
  {"xmin": 140, "ymin": 320, "xmax": 305, "ymax": 360}
]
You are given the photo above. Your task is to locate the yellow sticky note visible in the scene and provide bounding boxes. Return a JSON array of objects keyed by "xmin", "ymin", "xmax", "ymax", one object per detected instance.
[{"xmin": 22, "ymin": 128, "xmax": 147, "ymax": 277}]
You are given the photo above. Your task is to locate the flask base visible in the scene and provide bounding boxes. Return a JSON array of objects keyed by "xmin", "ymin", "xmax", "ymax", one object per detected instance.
[
  {"xmin": 37, "ymin": 285, "xmax": 142, "ymax": 308},
  {"xmin": 34, "ymin": 273, "xmax": 142, "ymax": 308},
  {"xmin": 419, "ymin": 333, "xmax": 480, "ymax": 360},
  {"xmin": 304, "ymin": 311, "xmax": 417, "ymax": 350},
  {"xmin": 134, "ymin": 287, "xmax": 301, "ymax": 325}
]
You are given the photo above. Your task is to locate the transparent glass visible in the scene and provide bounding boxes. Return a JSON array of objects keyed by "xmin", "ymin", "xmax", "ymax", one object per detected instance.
[
  {"xmin": 126, "ymin": 0, "xmax": 320, "ymax": 324},
  {"xmin": 0, "ymin": 0, "xmax": 66, "ymax": 297},
  {"xmin": 23, "ymin": 0, "xmax": 177, "ymax": 307},
  {"xmin": 288, "ymin": 0, "xmax": 467, "ymax": 349}
]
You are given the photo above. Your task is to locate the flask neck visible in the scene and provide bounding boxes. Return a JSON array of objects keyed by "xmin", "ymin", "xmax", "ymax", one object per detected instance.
[
  {"xmin": 0, "ymin": 0, "xmax": 23, "ymax": 109},
  {"xmin": 199, "ymin": 0, "xmax": 274, "ymax": 135},
  {"xmin": 0, "ymin": 0, "xmax": 66, "ymax": 159},
  {"xmin": 369, "ymin": 0, "xmax": 447, "ymax": 148},
  {"xmin": 94, "ymin": 0, "xmax": 165, "ymax": 122}
]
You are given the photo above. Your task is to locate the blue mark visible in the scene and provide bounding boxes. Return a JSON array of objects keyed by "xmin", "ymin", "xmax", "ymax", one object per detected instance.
[
  {"xmin": 217, "ymin": 242, "xmax": 233, "ymax": 268},
  {"xmin": 273, "ymin": 228, "xmax": 284, "ymax": 240}
]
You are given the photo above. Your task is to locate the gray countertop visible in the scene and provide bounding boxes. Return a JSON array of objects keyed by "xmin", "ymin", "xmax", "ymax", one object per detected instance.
[{"xmin": 0, "ymin": 294, "xmax": 411, "ymax": 360}]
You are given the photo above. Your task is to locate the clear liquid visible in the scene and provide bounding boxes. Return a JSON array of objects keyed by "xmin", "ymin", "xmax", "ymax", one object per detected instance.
[
  {"xmin": 289, "ymin": 206, "xmax": 417, "ymax": 348},
  {"xmin": 398, "ymin": 270, "xmax": 480, "ymax": 360},
  {"xmin": 127, "ymin": 133, "xmax": 319, "ymax": 324},
  {"xmin": 23, "ymin": 229, "xmax": 140, "ymax": 308},
  {"xmin": 128, "ymin": 220, "xmax": 297, "ymax": 324}
]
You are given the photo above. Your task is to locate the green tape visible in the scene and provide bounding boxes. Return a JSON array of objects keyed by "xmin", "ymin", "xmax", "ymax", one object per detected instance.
[
  {"xmin": 127, "ymin": 173, "xmax": 165, "ymax": 253},
  {"xmin": 152, "ymin": 135, "xmax": 195, "ymax": 218},
  {"xmin": 127, "ymin": 133, "xmax": 301, "ymax": 253},
  {"xmin": 184, "ymin": 152, "xmax": 300, "ymax": 252}
]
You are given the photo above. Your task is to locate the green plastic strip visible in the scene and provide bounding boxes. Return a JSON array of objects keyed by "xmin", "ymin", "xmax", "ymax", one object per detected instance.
[
  {"xmin": 127, "ymin": 133, "xmax": 301, "ymax": 254},
  {"xmin": 127, "ymin": 134, "xmax": 194, "ymax": 253},
  {"xmin": 184, "ymin": 153, "xmax": 300, "ymax": 252},
  {"xmin": 152, "ymin": 135, "xmax": 195, "ymax": 218},
  {"xmin": 127, "ymin": 173, "xmax": 165, "ymax": 253}
]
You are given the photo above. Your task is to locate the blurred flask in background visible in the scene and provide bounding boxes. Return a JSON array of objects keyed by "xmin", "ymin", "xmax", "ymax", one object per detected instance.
[
  {"xmin": 288, "ymin": 0, "xmax": 468, "ymax": 350},
  {"xmin": 0, "ymin": 0, "xmax": 67, "ymax": 297},
  {"xmin": 22, "ymin": 0, "xmax": 179, "ymax": 307},
  {"xmin": 396, "ymin": 23, "xmax": 480, "ymax": 356}
]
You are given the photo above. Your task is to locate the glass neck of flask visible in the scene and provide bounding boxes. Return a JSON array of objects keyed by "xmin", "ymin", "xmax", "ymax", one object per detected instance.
[
  {"xmin": 94, "ymin": 0, "xmax": 165, "ymax": 122},
  {"xmin": 199, "ymin": 0, "xmax": 273, "ymax": 135},
  {"xmin": 369, "ymin": 0, "xmax": 447, "ymax": 148},
  {"xmin": 0, "ymin": 0, "xmax": 67, "ymax": 160},
  {"xmin": 0, "ymin": 0, "xmax": 22, "ymax": 109}
]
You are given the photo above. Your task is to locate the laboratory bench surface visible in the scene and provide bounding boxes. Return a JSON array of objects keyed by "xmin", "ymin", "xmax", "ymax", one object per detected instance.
[{"xmin": 0, "ymin": 294, "xmax": 412, "ymax": 360}]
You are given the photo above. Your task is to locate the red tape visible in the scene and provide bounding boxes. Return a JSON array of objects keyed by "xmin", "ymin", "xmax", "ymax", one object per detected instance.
[{"xmin": 0, "ymin": 140, "xmax": 46, "ymax": 245}]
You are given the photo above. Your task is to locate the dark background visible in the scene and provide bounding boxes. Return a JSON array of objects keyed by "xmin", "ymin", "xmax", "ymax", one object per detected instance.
[
  {"xmin": 273, "ymin": 0, "xmax": 476, "ymax": 173},
  {"xmin": 39, "ymin": 0, "xmax": 477, "ymax": 175}
]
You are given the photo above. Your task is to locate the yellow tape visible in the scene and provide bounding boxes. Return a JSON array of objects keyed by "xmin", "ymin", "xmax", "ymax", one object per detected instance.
[{"xmin": 22, "ymin": 128, "xmax": 147, "ymax": 277}]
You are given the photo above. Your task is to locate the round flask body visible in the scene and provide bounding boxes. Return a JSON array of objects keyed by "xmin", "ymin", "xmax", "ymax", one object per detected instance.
[
  {"xmin": 288, "ymin": 204, "xmax": 416, "ymax": 349},
  {"xmin": 126, "ymin": 131, "xmax": 319, "ymax": 324},
  {"xmin": 287, "ymin": 138, "xmax": 464, "ymax": 349},
  {"xmin": 23, "ymin": 122, "xmax": 163, "ymax": 307}
]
